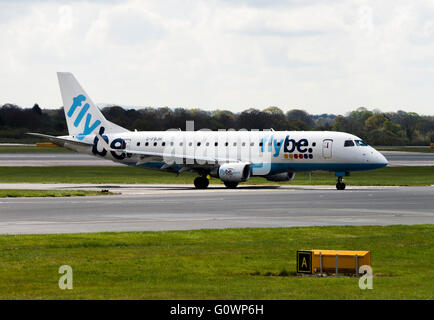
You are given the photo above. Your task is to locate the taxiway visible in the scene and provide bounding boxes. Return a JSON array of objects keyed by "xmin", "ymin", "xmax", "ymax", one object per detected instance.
[{"xmin": 0, "ymin": 184, "xmax": 432, "ymax": 234}]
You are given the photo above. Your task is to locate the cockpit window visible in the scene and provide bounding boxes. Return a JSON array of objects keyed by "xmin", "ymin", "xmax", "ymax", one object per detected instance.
[
  {"xmin": 344, "ymin": 140, "xmax": 355, "ymax": 147},
  {"xmin": 355, "ymin": 140, "xmax": 368, "ymax": 146}
]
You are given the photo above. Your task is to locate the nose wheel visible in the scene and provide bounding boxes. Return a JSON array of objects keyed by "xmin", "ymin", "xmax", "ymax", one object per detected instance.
[
  {"xmin": 336, "ymin": 176, "xmax": 346, "ymax": 190},
  {"xmin": 224, "ymin": 181, "xmax": 239, "ymax": 189},
  {"xmin": 194, "ymin": 176, "xmax": 209, "ymax": 189}
]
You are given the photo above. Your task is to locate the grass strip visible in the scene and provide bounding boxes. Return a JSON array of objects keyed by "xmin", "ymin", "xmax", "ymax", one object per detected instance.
[
  {"xmin": 0, "ymin": 146, "xmax": 72, "ymax": 153},
  {"xmin": 0, "ymin": 225, "xmax": 432, "ymax": 299},
  {"xmin": 0, "ymin": 166, "xmax": 432, "ymax": 186}
]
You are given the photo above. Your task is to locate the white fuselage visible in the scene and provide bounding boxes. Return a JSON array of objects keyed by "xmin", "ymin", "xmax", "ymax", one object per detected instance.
[{"xmin": 67, "ymin": 130, "xmax": 388, "ymax": 177}]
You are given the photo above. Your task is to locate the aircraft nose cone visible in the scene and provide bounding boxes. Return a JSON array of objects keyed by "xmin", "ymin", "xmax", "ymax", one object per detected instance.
[{"xmin": 376, "ymin": 151, "xmax": 389, "ymax": 167}]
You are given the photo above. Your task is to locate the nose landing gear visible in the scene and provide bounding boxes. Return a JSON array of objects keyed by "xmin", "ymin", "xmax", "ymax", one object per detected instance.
[
  {"xmin": 336, "ymin": 176, "xmax": 346, "ymax": 190},
  {"xmin": 223, "ymin": 181, "xmax": 239, "ymax": 189}
]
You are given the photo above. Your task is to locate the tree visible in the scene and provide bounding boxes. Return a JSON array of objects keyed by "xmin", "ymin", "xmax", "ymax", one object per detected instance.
[
  {"xmin": 367, "ymin": 129, "xmax": 407, "ymax": 146},
  {"xmin": 211, "ymin": 110, "xmax": 236, "ymax": 129},
  {"xmin": 188, "ymin": 108, "xmax": 211, "ymax": 130},
  {"xmin": 262, "ymin": 106, "xmax": 288, "ymax": 130},
  {"xmin": 365, "ymin": 114, "xmax": 387, "ymax": 131},
  {"xmin": 416, "ymin": 117, "xmax": 434, "ymax": 136},
  {"xmin": 392, "ymin": 111, "xmax": 420, "ymax": 142},
  {"xmin": 286, "ymin": 109, "xmax": 314, "ymax": 128},
  {"xmin": 32, "ymin": 103, "xmax": 42, "ymax": 115},
  {"xmin": 102, "ymin": 106, "xmax": 130, "ymax": 128},
  {"xmin": 349, "ymin": 107, "xmax": 373, "ymax": 124},
  {"xmin": 238, "ymin": 108, "xmax": 268, "ymax": 130},
  {"xmin": 331, "ymin": 116, "xmax": 365, "ymax": 138},
  {"xmin": 382, "ymin": 120, "xmax": 403, "ymax": 136}
]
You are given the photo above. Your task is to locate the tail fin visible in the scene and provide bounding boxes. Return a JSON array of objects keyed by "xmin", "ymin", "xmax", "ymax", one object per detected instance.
[{"xmin": 57, "ymin": 72, "xmax": 128, "ymax": 140}]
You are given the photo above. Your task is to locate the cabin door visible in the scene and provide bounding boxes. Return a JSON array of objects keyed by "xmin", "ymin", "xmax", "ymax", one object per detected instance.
[{"xmin": 322, "ymin": 139, "xmax": 333, "ymax": 159}]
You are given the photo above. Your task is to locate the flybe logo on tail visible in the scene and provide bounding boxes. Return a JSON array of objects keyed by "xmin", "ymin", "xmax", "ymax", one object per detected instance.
[{"xmin": 67, "ymin": 94, "xmax": 101, "ymax": 140}]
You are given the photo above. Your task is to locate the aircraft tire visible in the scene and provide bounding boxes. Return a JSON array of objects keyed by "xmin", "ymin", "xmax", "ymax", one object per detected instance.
[
  {"xmin": 194, "ymin": 177, "xmax": 209, "ymax": 189},
  {"xmin": 336, "ymin": 182, "xmax": 346, "ymax": 190},
  {"xmin": 224, "ymin": 181, "xmax": 239, "ymax": 189}
]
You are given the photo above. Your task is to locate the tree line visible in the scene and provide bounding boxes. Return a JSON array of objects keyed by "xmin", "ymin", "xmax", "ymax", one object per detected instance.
[{"xmin": 1, "ymin": 103, "xmax": 433, "ymax": 145}]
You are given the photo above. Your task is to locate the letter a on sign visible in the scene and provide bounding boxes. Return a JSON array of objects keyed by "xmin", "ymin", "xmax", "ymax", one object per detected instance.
[
  {"xmin": 302, "ymin": 257, "xmax": 307, "ymax": 268},
  {"xmin": 297, "ymin": 251, "xmax": 312, "ymax": 274}
]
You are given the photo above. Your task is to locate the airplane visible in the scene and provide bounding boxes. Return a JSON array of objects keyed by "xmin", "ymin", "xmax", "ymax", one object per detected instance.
[{"xmin": 29, "ymin": 72, "xmax": 388, "ymax": 190}]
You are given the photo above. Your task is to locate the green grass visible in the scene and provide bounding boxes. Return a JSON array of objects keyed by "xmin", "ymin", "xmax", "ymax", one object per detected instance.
[
  {"xmin": 0, "ymin": 225, "xmax": 432, "ymax": 299},
  {"xmin": 0, "ymin": 166, "xmax": 433, "ymax": 186},
  {"xmin": 0, "ymin": 146, "xmax": 72, "ymax": 153},
  {"xmin": 0, "ymin": 189, "xmax": 116, "ymax": 197}
]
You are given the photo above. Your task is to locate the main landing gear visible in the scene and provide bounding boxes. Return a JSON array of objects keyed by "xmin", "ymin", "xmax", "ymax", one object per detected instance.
[
  {"xmin": 193, "ymin": 175, "xmax": 240, "ymax": 189},
  {"xmin": 194, "ymin": 176, "xmax": 209, "ymax": 189},
  {"xmin": 336, "ymin": 176, "xmax": 346, "ymax": 190}
]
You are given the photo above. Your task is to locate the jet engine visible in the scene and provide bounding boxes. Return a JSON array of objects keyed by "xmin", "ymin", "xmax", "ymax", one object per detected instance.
[
  {"xmin": 265, "ymin": 171, "xmax": 296, "ymax": 182},
  {"xmin": 214, "ymin": 162, "xmax": 251, "ymax": 182}
]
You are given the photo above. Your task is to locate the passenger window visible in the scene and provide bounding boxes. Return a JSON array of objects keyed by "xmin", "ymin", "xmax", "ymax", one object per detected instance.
[
  {"xmin": 215, "ymin": 142, "xmax": 218, "ymax": 147},
  {"xmin": 233, "ymin": 142, "xmax": 237, "ymax": 146},
  {"xmin": 137, "ymin": 142, "xmax": 140, "ymax": 147},
  {"xmin": 145, "ymin": 142, "xmax": 149, "ymax": 147},
  {"xmin": 250, "ymin": 142, "xmax": 254, "ymax": 146},
  {"xmin": 153, "ymin": 142, "xmax": 157, "ymax": 147},
  {"xmin": 225, "ymin": 142, "xmax": 228, "ymax": 146},
  {"xmin": 197, "ymin": 142, "xmax": 201, "ymax": 146},
  {"xmin": 259, "ymin": 142, "xmax": 263, "ymax": 147},
  {"xmin": 344, "ymin": 140, "xmax": 355, "ymax": 147},
  {"xmin": 162, "ymin": 142, "xmax": 166, "ymax": 147}
]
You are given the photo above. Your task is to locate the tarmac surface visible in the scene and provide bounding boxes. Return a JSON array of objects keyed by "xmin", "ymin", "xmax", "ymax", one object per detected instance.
[
  {"xmin": 1, "ymin": 151, "xmax": 433, "ymax": 166},
  {"xmin": 383, "ymin": 151, "xmax": 434, "ymax": 166},
  {"xmin": 0, "ymin": 184, "xmax": 432, "ymax": 234}
]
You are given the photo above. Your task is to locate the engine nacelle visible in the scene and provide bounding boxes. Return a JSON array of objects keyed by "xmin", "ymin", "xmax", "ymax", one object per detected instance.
[
  {"xmin": 217, "ymin": 163, "xmax": 251, "ymax": 183},
  {"xmin": 265, "ymin": 171, "xmax": 296, "ymax": 182}
]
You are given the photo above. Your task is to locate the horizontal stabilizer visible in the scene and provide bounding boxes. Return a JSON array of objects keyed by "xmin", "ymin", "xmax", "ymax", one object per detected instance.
[{"xmin": 27, "ymin": 133, "xmax": 92, "ymax": 148}]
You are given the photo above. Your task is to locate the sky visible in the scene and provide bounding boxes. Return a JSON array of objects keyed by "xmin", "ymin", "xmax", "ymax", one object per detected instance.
[{"xmin": 1, "ymin": 0, "xmax": 434, "ymax": 115}]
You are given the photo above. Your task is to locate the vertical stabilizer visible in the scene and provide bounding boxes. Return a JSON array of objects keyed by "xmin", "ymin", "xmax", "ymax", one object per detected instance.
[{"xmin": 57, "ymin": 72, "xmax": 128, "ymax": 140}]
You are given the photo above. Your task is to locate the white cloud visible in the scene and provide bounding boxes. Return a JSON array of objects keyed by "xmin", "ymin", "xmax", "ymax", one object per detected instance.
[{"xmin": 0, "ymin": 0, "xmax": 434, "ymax": 115}]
